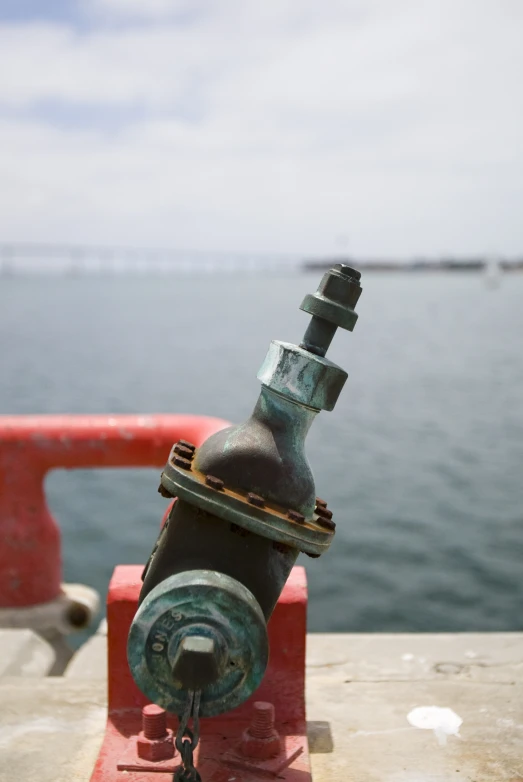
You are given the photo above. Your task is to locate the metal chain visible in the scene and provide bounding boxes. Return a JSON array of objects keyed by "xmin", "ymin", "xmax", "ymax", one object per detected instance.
[{"xmin": 173, "ymin": 690, "xmax": 202, "ymax": 782}]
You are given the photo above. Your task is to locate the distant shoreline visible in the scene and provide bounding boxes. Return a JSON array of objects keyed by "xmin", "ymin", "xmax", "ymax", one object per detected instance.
[
  {"xmin": 302, "ymin": 258, "xmax": 523, "ymax": 273},
  {"xmin": 1, "ymin": 254, "xmax": 522, "ymax": 275}
]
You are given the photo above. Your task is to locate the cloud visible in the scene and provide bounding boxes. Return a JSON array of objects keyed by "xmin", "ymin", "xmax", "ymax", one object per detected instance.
[
  {"xmin": 86, "ymin": 0, "xmax": 209, "ymax": 23},
  {"xmin": 0, "ymin": 0, "xmax": 522, "ymax": 254}
]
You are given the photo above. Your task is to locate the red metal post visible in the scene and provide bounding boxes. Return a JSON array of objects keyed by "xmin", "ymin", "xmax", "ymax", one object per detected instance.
[
  {"xmin": 0, "ymin": 415, "xmax": 229, "ymax": 608},
  {"xmin": 91, "ymin": 565, "xmax": 311, "ymax": 782}
]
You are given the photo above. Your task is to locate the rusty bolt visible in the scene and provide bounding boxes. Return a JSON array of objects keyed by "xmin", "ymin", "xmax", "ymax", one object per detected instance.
[
  {"xmin": 240, "ymin": 702, "xmax": 281, "ymax": 760},
  {"xmin": 316, "ymin": 506, "xmax": 333, "ymax": 520},
  {"xmin": 142, "ymin": 704, "xmax": 167, "ymax": 739},
  {"xmin": 173, "ymin": 455, "xmax": 192, "ymax": 470},
  {"xmin": 206, "ymin": 474, "xmax": 224, "ymax": 490},
  {"xmin": 317, "ymin": 517, "xmax": 336, "ymax": 531},
  {"xmin": 306, "ymin": 552, "xmax": 321, "ymax": 558},
  {"xmin": 178, "ymin": 440, "xmax": 196, "ymax": 451},
  {"xmin": 136, "ymin": 704, "xmax": 175, "ymax": 762},
  {"xmin": 247, "ymin": 492, "xmax": 265, "ymax": 508},
  {"xmin": 287, "ymin": 509, "xmax": 305, "ymax": 524},
  {"xmin": 174, "ymin": 443, "xmax": 194, "ymax": 460},
  {"xmin": 315, "ymin": 497, "xmax": 327, "ymax": 509},
  {"xmin": 158, "ymin": 482, "xmax": 174, "ymax": 498}
]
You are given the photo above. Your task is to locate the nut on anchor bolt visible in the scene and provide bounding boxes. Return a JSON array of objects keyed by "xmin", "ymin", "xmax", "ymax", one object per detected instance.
[
  {"xmin": 136, "ymin": 704, "xmax": 175, "ymax": 761},
  {"xmin": 240, "ymin": 702, "xmax": 281, "ymax": 759}
]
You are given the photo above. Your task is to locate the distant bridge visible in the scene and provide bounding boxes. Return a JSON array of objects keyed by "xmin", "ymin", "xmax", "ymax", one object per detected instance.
[
  {"xmin": 2, "ymin": 243, "xmax": 522, "ymax": 275},
  {"xmin": 0, "ymin": 243, "xmax": 300, "ymax": 274}
]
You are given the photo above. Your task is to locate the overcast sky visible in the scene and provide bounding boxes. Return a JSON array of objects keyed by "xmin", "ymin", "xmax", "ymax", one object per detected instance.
[{"xmin": 0, "ymin": 0, "xmax": 521, "ymax": 257}]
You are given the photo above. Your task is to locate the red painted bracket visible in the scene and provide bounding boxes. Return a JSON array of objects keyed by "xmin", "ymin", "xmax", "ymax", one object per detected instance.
[
  {"xmin": 90, "ymin": 565, "xmax": 311, "ymax": 781},
  {"xmin": 0, "ymin": 415, "xmax": 228, "ymax": 608}
]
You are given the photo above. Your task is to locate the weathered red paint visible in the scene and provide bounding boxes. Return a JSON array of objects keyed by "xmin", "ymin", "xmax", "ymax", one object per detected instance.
[
  {"xmin": 91, "ymin": 565, "xmax": 311, "ymax": 782},
  {"xmin": 0, "ymin": 415, "xmax": 229, "ymax": 608}
]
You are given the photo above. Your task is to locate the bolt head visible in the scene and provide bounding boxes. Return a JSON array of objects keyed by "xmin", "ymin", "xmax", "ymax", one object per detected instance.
[
  {"xmin": 171, "ymin": 634, "xmax": 225, "ymax": 691},
  {"xmin": 158, "ymin": 482, "xmax": 174, "ymax": 498},
  {"xmin": 287, "ymin": 509, "xmax": 305, "ymax": 524},
  {"xmin": 317, "ymin": 517, "xmax": 336, "ymax": 531},
  {"xmin": 206, "ymin": 474, "xmax": 224, "ymax": 490},
  {"xmin": 317, "ymin": 268, "xmax": 361, "ymax": 308},
  {"xmin": 247, "ymin": 492, "xmax": 265, "ymax": 508},
  {"xmin": 174, "ymin": 443, "xmax": 194, "ymax": 460},
  {"xmin": 177, "ymin": 440, "xmax": 196, "ymax": 451},
  {"xmin": 240, "ymin": 728, "xmax": 281, "ymax": 760},
  {"xmin": 173, "ymin": 455, "xmax": 192, "ymax": 470},
  {"xmin": 136, "ymin": 730, "xmax": 175, "ymax": 761}
]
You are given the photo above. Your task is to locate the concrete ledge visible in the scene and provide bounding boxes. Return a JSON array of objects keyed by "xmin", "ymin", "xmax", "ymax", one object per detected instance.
[
  {"xmin": 306, "ymin": 633, "xmax": 523, "ymax": 782},
  {"xmin": 306, "ymin": 631, "xmax": 523, "ymax": 683},
  {"xmin": 0, "ymin": 678, "xmax": 106, "ymax": 782},
  {"xmin": 65, "ymin": 618, "xmax": 107, "ymax": 680},
  {"xmin": 1, "ymin": 633, "xmax": 522, "ymax": 781},
  {"xmin": 0, "ymin": 629, "xmax": 55, "ymax": 678}
]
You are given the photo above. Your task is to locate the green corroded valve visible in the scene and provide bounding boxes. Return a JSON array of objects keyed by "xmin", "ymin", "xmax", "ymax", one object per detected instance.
[{"xmin": 127, "ymin": 264, "xmax": 362, "ymax": 717}]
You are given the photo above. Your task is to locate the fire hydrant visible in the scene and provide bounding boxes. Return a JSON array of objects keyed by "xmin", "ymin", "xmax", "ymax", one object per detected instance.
[{"xmin": 127, "ymin": 264, "xmax": 362, "ymax": 774}]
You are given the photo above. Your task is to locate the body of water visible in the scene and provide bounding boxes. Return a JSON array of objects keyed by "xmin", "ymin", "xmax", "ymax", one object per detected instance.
[{"xmin": 1, "ymin": 271, "xmax": 522, "ymax": 635}]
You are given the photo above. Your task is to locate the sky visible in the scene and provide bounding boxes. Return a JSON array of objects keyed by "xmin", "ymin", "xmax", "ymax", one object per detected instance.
[{"xmin": 0, "ymin": 0, "xmax": 522, "ymax": 257}]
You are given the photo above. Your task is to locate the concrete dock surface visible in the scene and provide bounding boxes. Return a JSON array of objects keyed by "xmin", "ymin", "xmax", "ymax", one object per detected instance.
[{"xmin": 1, "ymin": 629, "xmax": 522, "ymax": 781}]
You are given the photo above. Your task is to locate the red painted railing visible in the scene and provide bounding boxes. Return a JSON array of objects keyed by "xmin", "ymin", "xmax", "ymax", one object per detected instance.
[{"xmin": 0, "ymin": 415, "xmax": 229, "ymax": 608}]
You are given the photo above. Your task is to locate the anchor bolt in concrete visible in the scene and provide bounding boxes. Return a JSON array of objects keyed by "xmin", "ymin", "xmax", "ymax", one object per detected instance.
[
  {"xmin": 136, "ymin": 704, "xmax": 175, "ymax": 761},
  {"xmin": 240, "ymin": 701, "xmax": 281, "ymax": 759}
]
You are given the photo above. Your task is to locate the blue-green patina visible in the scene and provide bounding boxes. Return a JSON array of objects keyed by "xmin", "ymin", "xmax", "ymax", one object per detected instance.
[
  {"xmin": 128, "ymin": 570, "xmax": 268, "ymax": 717},
  {"xmin": 257, "ymin": 340, "xmax": 348, "ymax": 412}
]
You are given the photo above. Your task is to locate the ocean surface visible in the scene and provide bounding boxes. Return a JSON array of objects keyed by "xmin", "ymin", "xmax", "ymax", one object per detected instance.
[{"xmin": 1, "ymin": 270, "xmax": 522, "ymax": 637}]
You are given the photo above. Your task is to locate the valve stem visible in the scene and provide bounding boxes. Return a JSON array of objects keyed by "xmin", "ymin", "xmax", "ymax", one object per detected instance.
[{"xmin": 300, "ymin": 264, "xmax": 362, "ymax": 357}]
